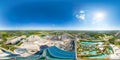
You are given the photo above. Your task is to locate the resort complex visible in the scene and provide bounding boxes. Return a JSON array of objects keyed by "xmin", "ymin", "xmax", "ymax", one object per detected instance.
[
  {"xmin": 77, "ymin": 31, "xmax": 120, "ymax": 60},
  {"xmin": 0, "ymin": 31, "xmax": 76, "ymax": 60},
  {"xmin": 77, "ymin": 40, "xmax": 113, "ymax": 60},
  {"xmin": 0, "ymin": 31, "xmax": 120, "ymax": 60},
  {"xmin": 1, "ymin": 0, "xmax": 120, "ymax": 60}
]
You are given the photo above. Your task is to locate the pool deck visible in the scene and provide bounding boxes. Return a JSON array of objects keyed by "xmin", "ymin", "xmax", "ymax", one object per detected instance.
[{"xmin": 78, "ymin": 41, "xmax": 115, "ymax": 59}]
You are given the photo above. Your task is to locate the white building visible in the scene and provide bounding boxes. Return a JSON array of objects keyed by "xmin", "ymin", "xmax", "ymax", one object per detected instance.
[
  {"xmin": 61, "ymin": 34, "xmax": 68, "ymax": 40},
  {"xmin": 6, "ymin": 35, "xmax": 26, "ymax": 44}
]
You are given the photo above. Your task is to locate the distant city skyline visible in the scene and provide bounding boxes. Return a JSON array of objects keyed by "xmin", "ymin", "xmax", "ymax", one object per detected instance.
[{"xmin": 0, "ymin": 0, "xmax": 120, "ymax": 30}]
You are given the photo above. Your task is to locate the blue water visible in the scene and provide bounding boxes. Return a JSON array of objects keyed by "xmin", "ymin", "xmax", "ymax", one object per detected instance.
[
  {"xmin": 81, "ymin": 42, "xmax": 104, "ymax": 45},
  {"xmin": 89, "ymin": 51, "xmax": 97, "ymax": 55},
  {"xmin": 80, "ymin": 42, "xmax": 107, "ymax": 58},
  {"xmin": 81, "ymin": 42, "xmax": 97, "ymax": 44}
]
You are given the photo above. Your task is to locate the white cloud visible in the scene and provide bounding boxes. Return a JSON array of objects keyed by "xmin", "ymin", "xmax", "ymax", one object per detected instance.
[
  {"xmin": 76, "ymin": 10, "xmax": 86, "ymax": 20},
  {"xmin": 80, "ymin": 10, "xmax": 85, "ymax": 14}
]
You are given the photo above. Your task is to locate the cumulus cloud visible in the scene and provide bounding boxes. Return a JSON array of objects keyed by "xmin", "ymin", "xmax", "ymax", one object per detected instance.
[{"xmin": 76, "ymin": 10, "xmax": 86, "ymax": 20}]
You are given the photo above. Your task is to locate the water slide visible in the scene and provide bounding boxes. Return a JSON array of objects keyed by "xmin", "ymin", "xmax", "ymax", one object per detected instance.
[
  {"xmin": 47, "ymin": 46, "xmax": 75, "ymax": 58},
  {"xmin": 16, "ymin": 46, "xmax": 76, "ymax": 60},
  {"xmin": 38, "ymin": 46, "xmax": 75, "ymax": 60}
]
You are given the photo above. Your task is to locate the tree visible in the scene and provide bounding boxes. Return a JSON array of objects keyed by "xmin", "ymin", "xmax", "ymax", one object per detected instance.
[{"xmin": 108, "ymin": 38, "xmax": 115, "ymax": 44}]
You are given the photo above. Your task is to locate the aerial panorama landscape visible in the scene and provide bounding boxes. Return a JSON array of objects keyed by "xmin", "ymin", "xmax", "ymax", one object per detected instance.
[
  {"xmin": 0, "ymin": 31, "xmax": 120, "ymax": 60},
  {"xmin": 1, "ymin": 0, "xmax": 120, "ymax": 60}
]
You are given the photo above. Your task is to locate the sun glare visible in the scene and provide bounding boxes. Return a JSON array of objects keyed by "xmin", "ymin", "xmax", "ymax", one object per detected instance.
[{"xmin": 93, "ymin": 12, "xmax": 105, "ymax": 21}]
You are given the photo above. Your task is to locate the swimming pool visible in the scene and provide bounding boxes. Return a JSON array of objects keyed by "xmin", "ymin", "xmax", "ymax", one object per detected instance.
[
  {"xmin": 79, "ymin": 41, "xmax": 113, "ymax": 59},
  {"xmin": 80, "ymin": 41, "xmax": 104, "ymax": 45}
]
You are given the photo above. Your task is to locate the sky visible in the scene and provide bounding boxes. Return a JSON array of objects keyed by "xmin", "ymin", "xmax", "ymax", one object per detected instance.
[{"xmin": 0, "ymin": 0, "xmax": 120, "ymax": 30}]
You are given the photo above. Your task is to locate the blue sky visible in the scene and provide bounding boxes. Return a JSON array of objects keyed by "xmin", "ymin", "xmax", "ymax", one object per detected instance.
[{"xmin": 0, "ymin": 0, "xmax": 120, "ymax": 30}]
